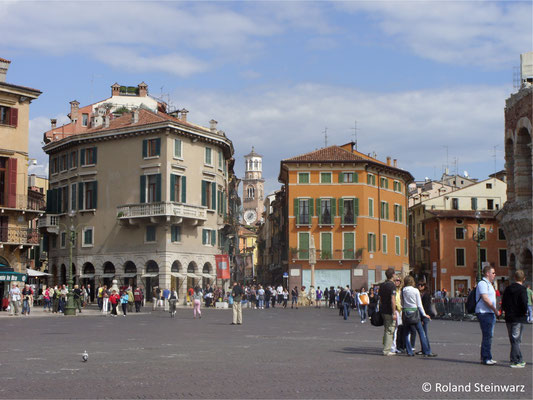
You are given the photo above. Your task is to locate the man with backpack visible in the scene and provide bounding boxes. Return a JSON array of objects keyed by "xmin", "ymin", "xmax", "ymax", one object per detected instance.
[{"xmin": 475, "ymin": 265, "xmax": 499, "ymax": 365}]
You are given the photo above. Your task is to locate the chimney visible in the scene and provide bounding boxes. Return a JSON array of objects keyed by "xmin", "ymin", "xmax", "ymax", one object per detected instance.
[
  {"xmin": 180, "ymin": 108, "xmax": 188, "ymax": 122},
  {"xmin": 138, "ymin": 82, "xmax": 148, "ymax": 97},
  {"xmin": 386, "ymin": 156, "xmax": 391, "ymax": 166},
  {"xmin": 393, "ymin": 159, "xmax": 397, "ymax": 167},
  {"xmin": 50, "ymin": 119, "xmax": 57, "ymax": 129},
  {"xmin": 209, "ymin": 119, "xmax": 218, "ymax": 132},
  {"xmin": 70, "ymin": 100, "xmax": 80, "ymax": 122},
  {"xmin": 132, "ymin": 109, "xmax": 139, "ymax": 124},
  {"xmin": 111, "ymin": 83, "xmax": 121, "ymax": 97},
  {"xmin": 0, "ymin": 57, "xmax": 10, "ymax": 83},
  {"xmin": 103, "ymin": 115, "xmax": 110, "ymax": 128}
]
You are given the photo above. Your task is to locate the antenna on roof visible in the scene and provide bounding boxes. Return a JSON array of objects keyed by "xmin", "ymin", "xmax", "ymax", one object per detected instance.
[
  {"xmin": 492, "ymin": 145, "xmax": 499, "ymax": 173},
  {"xmin": 350, "ymin": 120, "xmax": 358, "ymax": 151},
  {"xmin": 323, "ymin": 127, "xmax": 328, "ymax": 148}
]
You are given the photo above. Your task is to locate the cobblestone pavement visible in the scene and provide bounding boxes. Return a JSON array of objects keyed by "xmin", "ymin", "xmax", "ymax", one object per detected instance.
[{"xmin": 0, "ymin": 306, "xmax": 531, "ymax": 399}]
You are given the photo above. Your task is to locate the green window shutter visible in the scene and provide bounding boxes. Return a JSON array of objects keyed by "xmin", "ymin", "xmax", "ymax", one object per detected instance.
[
  {"xmin": 171, "ymin": 226, "xmax": 176, "ymax": 242},
  {"xmin": 294, "ymin": 198, "xmax": 299, "ymax": 224},
  {"xmin": 386, "ymin": 203, "xmax": 389, "ymax": 220},
  {"xmin": 354, "ymin": 198, "xmax": 359, "ymax": 216},
  {"xmin": 354, "ymin": 173, "xmax": 359, "ymax": 183},
  {"xmin": 202, "ymin": 229, "xmax": 207, "ymax": 245},
  {"xmin": 93, "ymin": 147, "xmax": 97, "ymax": 164},
  {"xmin": 57, "ymin": 187, "xmax": 62, "ymax": 213},
  {"xmin": 78, "ymin": 183, "xmax": 83, "ymax": 210},
  {"xmin": 339, "ymin": 199, "xmax": 344, "ymax": 222},
  {"xmin": 80, "ymin": 149, "xmax": 86, "ymax": 166},
  {"xmin": 373, "ymin": 235, "xmax": 377, "ymax": 252},
  {"xmin": 309, "ymin": 198, "xmax": 314, "ymax": 217},
  {"xmin": 382, "ymin": 235, "xmax": 387, "ymax": 253},
  {"xmin": 367, "ymin": 174, "xmax": 371, "ymax": 185},
  {"xmin": 331, "ymin": 198, "xmax": 336, "ymax": 217},
  {"xmin": 399, "ymin": 205, "xmax": 403, "ymax": 223},
  {"xmin": 322, "ymin": 232, "xmax": 332, "ymax": 259},
  {"xmin": 155, "ymin": 138, "xmax": 161, "ymax": 156},
  {"xmin": 45, "ymin": 189, "xmax": 53, "ymax": 212},
  {"xmin": 394, "ymin": 205, "xmax": 397, "ymax": 221},
  {"xmin": 71, "ymin": 185, "xmax": 76, "ymax": 211},
  {"xmin": 367, "ymin": 233, "xmax": 371, "ymax": 251},
  {"xmin": 92, "ymin": 181, "xmax": 97, "ymax": 209},
  {"xmin": 344, "ymin": 232, "xmax": 354, "ymax": 259},
  {"xmin": 223, "ymin": 193, "xmax": 227, "ymax": 217},
  {"xmin": 317, "ymin": 198, "xmax": 322, "ymax": 223},
  {"xmin": 338, "ymin": 172, "xmax": 344, "ymax": 183},
  {"xmin": 142, "ymin": 140, "xmax": 147, "ymax": 158},
  {"xmin": 156, "ymin": 174, "xmax": 162, "ymax": 202},
  {"xmin": 170, "ymin": 174, "xmax": 176, "ymax": 202},
  {"xmin": 201, "ymin": 181, "xmax": 207, "ymax": 206},
  {"xmin": 140, "ymin": 175, "xmax": 146, "ymax": 203},
  {"xmin": 211, "ymin": 182, "xmax": 216, "ymax": 210},
  {"xmin": 181, "ymin": 176, "xmax": 187, "ymax": 203},
  {"xmin": 299, "ymin": 232, "xmax": 309, "ymax": 259},
  {"xmin": 211, "ymin": 230, "xmax": 216, "ymax": 246}
]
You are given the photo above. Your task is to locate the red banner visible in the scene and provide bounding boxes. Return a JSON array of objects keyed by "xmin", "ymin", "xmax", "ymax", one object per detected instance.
[{"xmin": 215, "ymin": 254, "xmax": 230, "ymax": 279}]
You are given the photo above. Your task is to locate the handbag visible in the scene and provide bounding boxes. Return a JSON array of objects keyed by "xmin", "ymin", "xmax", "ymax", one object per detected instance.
[
  {"xmin": 402, "ymin": 309, "xmax": 420, "ymax": 325},
  {"xmin": 370, "ymin": 309, "xmax": 384, "ymax": 326}
]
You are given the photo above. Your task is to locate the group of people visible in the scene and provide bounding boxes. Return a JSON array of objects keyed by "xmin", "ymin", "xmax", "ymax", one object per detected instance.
[
  {"xmin": 6, "ymin": 283, "xmax": 34, "ymax": 316},
  {"xmin": 96, "ymin": 285, "xmax": 146, "ymax": 316}
]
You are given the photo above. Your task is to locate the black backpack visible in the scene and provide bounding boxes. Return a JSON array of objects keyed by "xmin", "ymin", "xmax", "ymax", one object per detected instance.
[{"xmin": 465, "ymin": 285, "xmax": 480, "ymax": 314}]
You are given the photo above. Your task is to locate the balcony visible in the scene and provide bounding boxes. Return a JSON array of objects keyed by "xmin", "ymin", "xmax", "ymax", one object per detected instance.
[
  {"xmin": 38, "ymin": 214, "xmax": 60, "ymax": 234},
  {"xmin": 0, "ymin": 227, "xmax": 40, "ymax": 246},
  {"xmin": 0, "ymin": 194, "xmax": 46, "ymax": 212},
  {"xmin": 117, "ymin": 202, "xmax": 207, "ymax": 225}
]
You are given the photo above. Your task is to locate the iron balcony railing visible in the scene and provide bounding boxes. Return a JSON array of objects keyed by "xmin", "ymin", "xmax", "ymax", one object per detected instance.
[{"xmin": 0, "ymin": 226, "xmax": 40, "ymax": 245}]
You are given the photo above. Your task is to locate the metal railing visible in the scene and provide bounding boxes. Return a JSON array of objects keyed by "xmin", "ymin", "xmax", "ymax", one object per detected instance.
[
  {"xmin": 0, "ymin": 194, "xmax": 45, "ymax": 211},
  {"xmin": 0, "ymin": 227, "xmax": 40, "ymax": 244},
  {"xmin": 117, "ymin": 202, "xmax": 207, "ymax": 220}
]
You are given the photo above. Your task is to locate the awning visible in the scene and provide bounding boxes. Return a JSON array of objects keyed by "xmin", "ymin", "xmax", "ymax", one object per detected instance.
[
  {"xmin": 121, "ymin": 273, "xmax": 137, "ymax": 278},
  {"xmin": 26, "ymin": 268, "xmax": 52, "ymax": 277},
  {"xmin": 170, "ymin": 272, "xmax": 186, "ymax": 279},
  {"xmin": 79, "ymin": 274, "xmax": 95, "ymax": 279},
  {"xmin": 186, "ymin": 273, "xmax": 201, "ymax": 279},
  {"xmin": 0, "ymin": 271, "xmax": 27, "ymax": 282},
  {"xmin": 141, "ymin": 273, "xmax": 158, "ymax": 278},
  {"xmin": 200, "ymin": 273, "xmax": 215, "ymax": 279},
  {"xmin": 100, "ymin": 273, "xmax": 115, "ymax": 278}
]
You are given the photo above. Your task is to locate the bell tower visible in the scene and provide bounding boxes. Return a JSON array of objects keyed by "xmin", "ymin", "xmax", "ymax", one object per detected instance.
[{"xmin": 242, "ymin": 147, "xmax": 265, "ymax": 225}]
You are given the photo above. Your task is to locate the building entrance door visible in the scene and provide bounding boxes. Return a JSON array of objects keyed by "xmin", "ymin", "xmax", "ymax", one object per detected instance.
[{"xmin": 453, "ymin": 279, "xmax": 467, "ymax": 297}]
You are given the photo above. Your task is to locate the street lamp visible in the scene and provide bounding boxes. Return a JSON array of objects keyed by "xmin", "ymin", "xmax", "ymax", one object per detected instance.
[
  {"xmin": 464, "ymin": 211, "xmax": 493, "ymax": 283},
  {"xmin": 62, "ymin": 210, "xmax": 79, "ymax": 316}
]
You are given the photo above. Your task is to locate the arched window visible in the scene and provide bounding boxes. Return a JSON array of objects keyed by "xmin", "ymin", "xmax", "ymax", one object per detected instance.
[
  {"xmin": 247, "ymin": 186, "xmax": 255, "ymax": 199},
  {"xmin": 505, "ymin": 138, "xmax": 515, "ymax": 202},
  {"xmin": 515, "ymin": 128, "xmax": 532, "ymax": 201},
  {"xmin": 254, "ymin": 160, "xmax": 258, "ymax": 170}
]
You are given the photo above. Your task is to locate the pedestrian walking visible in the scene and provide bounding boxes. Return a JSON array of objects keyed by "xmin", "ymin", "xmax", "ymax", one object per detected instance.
[
  {"xmin": 316, "ymin": 287, "xmax": 322, "ymax": 308},
  {"xmin": 358, "ymin": 288, "xmax": 369, "ymax": 323},
  {"xmin": 192, "ymin": 286, "xmax": 202, "ymax": 319},
  {"xmin": 231, "ymin": 282, "xmax": 243, "ymax": 325},
  {"xmin": 291, "ymin": 286, "xmax": 298, "ymax": 309},
  {"xmin": 340, "ymin": 286, "xmax": 352, "ymax": 320},
  {"xmin": 328, "ymin": 286, "xmax": 336, "ymax": 308},
  {"xmin": 379, "ymin": 268, "xmax": 397, "ymax": 356},
  {"xmin": 282, "ymin": 288, "xmax": 288, "ymax": 308},
  {"xmin": 109, "ymin": 290, "xmax": 119, "ymax": 317},
  {"xmin": 8, "ymin": 283, "xmax": 21, "ymax": 316},
  {"xmin": 257, "ymin": 285, "xmax": 265, "ymax": 309},
  {"xmin": 368, "ymin": 287, "xmax": 378, "ymax": 316},
  {"xmin": 526, "ymin": 285, "xmax": 533, "ymax": 323},
  {"xmin": 133, "ymin": 286, "xmax": 143, "ymax": 312},
  {"xmin": 101, "ymin": 285, "xmax": 109, "ymax": 315},
  {"xmin": 43, "ymin": 287, "xmax": 52, "ymax": 312},
  {"xmin": 21, "ymin": 284, "xmax": 33, "ymax": 315},
  {"xmin": 416, "ymin": 281, "xmax": 435, "ymax": 355},
  {"xmin": 476, "ymin": 265, "xmax": 499, "ymax": 365},
  {"xmin": 169, "ymin": 290, "xmax": 178, "ymax": 317},
  {"xmin": 120, "ymin": 291, "xmax": 129, "ymax": 316},
  {"xmin": 501, "ymin": 270, "xmax": 528, "ymax": 368},
  {"xmin": 52, "ymin": 285, "xmax": 60, "ymax": 313},
  {"xmin": 73, "ymin": 284, "xmax": 83, "ymax": 313}
]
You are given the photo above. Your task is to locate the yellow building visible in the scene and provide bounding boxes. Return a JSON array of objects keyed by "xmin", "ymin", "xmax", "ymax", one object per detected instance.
[
  {"xmin": 279, "ymin": 143, "xmax": 413, "ymax": 290},
  {"xmin": 237, "ymin": 226, "xmax": 258, "ymax": 282}
]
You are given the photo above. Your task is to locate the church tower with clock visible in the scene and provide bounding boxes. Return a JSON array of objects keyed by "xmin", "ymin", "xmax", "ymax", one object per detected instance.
[{"xmin": 242, "ymin": 147, "xmax": 265, "ymax": 225}]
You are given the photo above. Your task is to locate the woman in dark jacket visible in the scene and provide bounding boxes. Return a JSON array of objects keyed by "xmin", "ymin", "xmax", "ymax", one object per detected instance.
[
  {"xmin": 368, "ymin": 287, "xmax": 378, "ymax": 316},
  {"xmin": 416, "ymin": 281, "xmax": 435, "ymax": 355}
]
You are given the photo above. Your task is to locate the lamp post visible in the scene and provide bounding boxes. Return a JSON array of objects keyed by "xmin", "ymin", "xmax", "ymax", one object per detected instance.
[
  {"xmin": 63, "ymin": 210, "xmax": 78, "ymax": 316},
  {"xmin": 464, "ymin": 211, "xmax": 492, "ymax": 283}
]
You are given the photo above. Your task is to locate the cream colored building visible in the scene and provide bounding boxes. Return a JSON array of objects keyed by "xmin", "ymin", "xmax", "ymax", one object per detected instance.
[
  {"xmin": 0, "ymin": 58, "xmax": 42, "ymax": 280},
  {"xmin": 40, "ymin": 86, "xmax": 235, "ymax": 302}
]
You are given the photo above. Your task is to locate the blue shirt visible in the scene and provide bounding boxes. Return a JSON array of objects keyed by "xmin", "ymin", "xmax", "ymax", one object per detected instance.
[{"xmin": 476, "ymin": 278, "xmax": 496, "ymax": 314}]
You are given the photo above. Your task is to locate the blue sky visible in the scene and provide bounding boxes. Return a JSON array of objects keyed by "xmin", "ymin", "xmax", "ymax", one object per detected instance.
[{"xmin": 1, "ymin": 0, "xmax": 531, "ymax": 195}]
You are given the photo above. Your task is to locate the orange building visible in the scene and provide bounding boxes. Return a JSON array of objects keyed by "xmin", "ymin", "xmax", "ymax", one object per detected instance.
[
  {"xmin": 278, "ymin": 143, "xmax": 413, "ymax": 290},
  {"xmin": 424, "ymin": 210, "xmax": 509, "ymax": 296}
]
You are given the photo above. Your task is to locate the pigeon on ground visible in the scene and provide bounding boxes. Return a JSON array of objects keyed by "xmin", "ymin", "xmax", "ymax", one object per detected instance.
[{"xmin": 82, "ymin": 350, "xmax": 88, "ymax": 362}]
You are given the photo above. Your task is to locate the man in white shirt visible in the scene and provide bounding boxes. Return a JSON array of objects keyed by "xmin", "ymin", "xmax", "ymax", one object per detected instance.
[
  {"xmin": 276, "ymin": 285, "xmax": 283, "ymax": 305},
  {"xmin": 476, "ymin": 265, "xmax": 499, "ymax": 365},
  {"xmin": 9, "ymin": 283, "xmax": 21, "ymax": 316}
]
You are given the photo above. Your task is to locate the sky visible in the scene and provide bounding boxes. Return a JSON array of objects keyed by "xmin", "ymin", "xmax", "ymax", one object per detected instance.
[{"xmin": 1, "ymin": 0, "xmax": 532, "ymax": 196}]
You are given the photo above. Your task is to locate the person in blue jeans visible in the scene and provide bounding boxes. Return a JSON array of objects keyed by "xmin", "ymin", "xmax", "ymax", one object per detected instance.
[{"xmin": 475, "ymin": 265, "xmax": 499, "ymax": 365}]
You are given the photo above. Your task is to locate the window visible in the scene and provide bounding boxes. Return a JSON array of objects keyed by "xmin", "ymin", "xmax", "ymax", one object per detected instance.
[
  {"xmin": 201, "ymin": 180, "xmax": 216, "ymax": 210},
  {"xmin": 70, "ymin": 183, "xmax": 77, "ymax": 211},
  {"xmin": 367, "ymin": 173, "xmax": 376, "ymax": 186},
  {"xmin": 382, "ymin": 234, "xmax": 387, "ymax": 254},
  {"xmin": 298, "ymin": 172, "xmax": 310, "ymax": 184},
  {"xmin": 456, "ymin": 248, "xmax": 465, "ymax": 266},
  {"xmin": 395, "ymin": 236, "xmax": 401, "ymax": 256},
  {"xmin": 498, "ymin": 228, "xmax": 506, "ymax": 240},
  {"xmin": 455, "ymin": 227, "xmax": 465, "ymax": 240},
  {"xmin": 487, "ymin": 199, "xmax": 494, "ymax": 210},
  {"xmin": 78, "ymin": 181, "xmax": 97, "ymax": 210},
  {"xmin": 60, "ymin": 186, "xmax": 68, "ymax": 213},
  {"xmin": 171, "ymin": 225, "xmax": 181, "ymax": 243},
  {"xmin": 218, "ymin": 150, "xmax": 223, "ymax": 169},
  {"xmin": 452, "ymin": 198, "xmax": 459, "ymax": 209},
  {"xmin": 320, "ymin": 232, "xmax": 332, "ymax": 260},
  {"xmin": 145, "ymin": 226, "xmax": 156, "ymax": 243},
  {"xmin": 341, "ymin": 198, "xmax": 357, "ymax": 224},
  {"xmin": 202, "ymin": 229, "xmax": 216, "ymax": 246},
  {"xmin": 51, "ymin": 158, "xmax": 58, "ymax": 174},
  {"xmin": 380, "ymin": 177, "xmax": 389, "ymax": 189},
  {"xmin": 69, "ymin": 151, "xmax": 77, "ymax": 169},
  {"xmin": 480, "ymin": 248, "xmax": 487, "ymax": 263},
  {"xmin": 320, "ymin": 172, "xmax": 332, "ymax": 183},
  {"xmin": 380, "ymin": 201, "xmax": 389, "ymax": 220},
  {"xmin": 297, "ymin": 198, "xmax": 311, "ymax": 225},
  {"xmin": 170, "ymin": 174, "xmax": 186, "ymax": 203},
  {"xmin": 82, "ymin": 227, "xmax": 94, "ymax": 247},
  {"xmin": 60, "ymin": 154, "xmax": 68, "ymax": 172},
  {"xmin": 343, "ymin": 232, "xmax": 355, "ymax": 259},
  {"xmin": 471, "ymin": 197, "xmax": 477, "ymax": 210},
  {"xmin": 247, "ymin": 185, "xmax": 255, "ymax": 199},
  {"xmin": 404, "ymin": 238, "xmax": 408, "ymax": 256},
  {"xmin": 319, "ymin": 198, "xmax": 333, "ymax": 225},
  {"xmin": 367, "ymin": 233, "xmax": 376, "ymax": 252},
  {"xmin": 368, "ymin": 198, "xmax": 374, "ymax": 217},
  {"xmin": 0, "ymin": 106, "xmax": 18, "ymax": 127},
  {"xmin": 51, "ymin": 235, "xmax": 57, "ymax": 249},
  {"xmin": 393, "ymin": 204, "xmax": 403, "ymax": 222},
  {"xmin": 143, "ymin": 138, "xmax": 160, "ymax": 158},
  {"xmin": 205, "ymin": 147, "xmax": 212, "ymax": 165},
  {"xmin": 499, "ymin": 249, "xmax": 507, "ymax": 267},
  {"xmin": 486, "ymin": 183, "xmax": 492, "ymax": 189},
  {"xmin": 298, "ymin": 232, "xmax": 309, "ymax": 260},
  {"xmin": 82, "ymin": 113, "xmax": 88, "ymax": 127},
  {"xmin": 479, "ymin": 227, "xmax": 487, "ymax": 241},
  {"xmin": 80, "ymin": 147, "xmax": 97, "ymax": 166},
  {"xmin": 174, "ymin": 139, "xmax": 182, "ymax": 159},
  {"xmin": 140, "ymin": 174, "xmax": 161, "ymax": 204},
  {"xmin": 393, "ymin": 181, "xmax": 402, "ymax": 192},
  {"xmin": 340, "ymin": 172, "xmax": 357, "ymax": 183},
  {"xmin": 60, "ymin": 232, "xmax": 67, "ymax": 249}
]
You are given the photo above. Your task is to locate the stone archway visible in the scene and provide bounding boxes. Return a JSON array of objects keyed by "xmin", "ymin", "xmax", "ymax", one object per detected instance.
[
  {"xmin": 187, "ymin": 261, "xmax": 199, "ymax": 290},
  {"xmin": 60, "ymin": 264, "xmax": 66, "ymax": 285},
  {"xmin": 515, "ymin": 128, "xmax": 532, "ymax": 201},
  {"xmin": 519, "ymin": 248, "xmax": 532, "ymax": 286},
  {"xmin": 505, "ymin": 138, "xmax": 515, "ymax": 201},
  {"xmin": 202, "ymin": 262, "xmax": 213, "ymax": 289},
  {"xmin": 144, "ymin": 260, "xmax": 159, "ymax": 301}
]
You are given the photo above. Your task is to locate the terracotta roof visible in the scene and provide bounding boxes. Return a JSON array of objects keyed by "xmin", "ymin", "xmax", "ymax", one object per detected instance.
[
  {"xmin": 425, "ymin": 210, "xmax": 497, "ymax": 219},
  {"xmin": 0, "ymin": 81, "xmax": 41, "ymax": 95},
  {"xmin": 0, "ymin": 57, "xmax": 11, "ymax": 63},
  {"xmin": 283, "ymin": 145, "xmax": 367, "ymax": 162}
]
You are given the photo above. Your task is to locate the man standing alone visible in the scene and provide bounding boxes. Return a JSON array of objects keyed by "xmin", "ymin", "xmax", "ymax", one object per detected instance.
[
  {"xmin": 501, "ymin": 270, "xmax": 528, "ymax": 368},
  {"xmin": 231, "ymin": 282, "xmax": 243, "ymax": 325},
  {"xmin": 476, "ymin": 265, "xmax": 499, "ymax": 365},
  {"xmin": 379, "ymin": 268, "xmax": 397, "ymax": 356}
]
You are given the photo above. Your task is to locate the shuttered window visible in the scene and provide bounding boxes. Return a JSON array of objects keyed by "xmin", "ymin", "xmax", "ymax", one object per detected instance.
[
  {"xmin": 0, "ymin": 106, "xmax": 18, "ymax": 127},
  {"xmin": 343, "ymin": 232, "xmax": 355, "ymax": 259},
  {"xmin": 321, "ymin": 232, "xmax": 332, "ymax": 260},
  {"xmin": 171, "ymin": 225, "xmax": 181, "ymax": 243},
  {"xmin": 298, "ymin": 232, "xmax": 309, "ymax": 260},
  {"xmin": 143, "ymin": 138, "xmax": 161, "ymax": 158}
]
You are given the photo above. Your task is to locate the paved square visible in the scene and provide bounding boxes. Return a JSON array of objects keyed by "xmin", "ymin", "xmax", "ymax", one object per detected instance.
[{"xmin": 0, "ymin": 307, "xmax": 531, "ymax": 399}]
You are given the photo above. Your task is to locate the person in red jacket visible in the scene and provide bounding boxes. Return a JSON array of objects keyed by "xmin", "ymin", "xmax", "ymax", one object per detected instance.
[{"xmin": 109, "ymin": 290, "xmax": 120, "ymax": 317}]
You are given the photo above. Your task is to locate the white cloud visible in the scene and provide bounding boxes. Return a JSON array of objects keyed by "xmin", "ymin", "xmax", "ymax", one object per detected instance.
[
  {"xmin": 172, "ymin": 82, "xmax": 509, "ymax": 194},
  {"xmin": 338, "ymin": 0, "xmax": 532, "ymax": 68}
]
